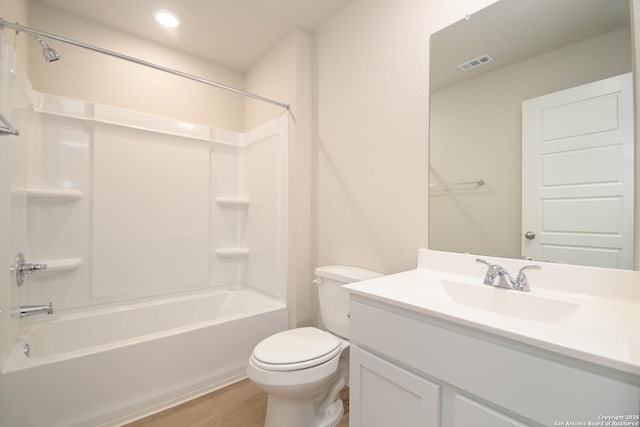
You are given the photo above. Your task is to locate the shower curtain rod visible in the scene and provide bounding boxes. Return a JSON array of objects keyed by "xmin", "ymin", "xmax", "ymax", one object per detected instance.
[{"xmin": 0, "ymin": 18, "xmax": 290, "ymax": 110}]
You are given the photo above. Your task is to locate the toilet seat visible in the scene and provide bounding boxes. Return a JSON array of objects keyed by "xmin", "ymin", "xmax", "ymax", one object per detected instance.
[{"xmin": 251, "ymin": 327, "xmax": 341, "ymax": 371}]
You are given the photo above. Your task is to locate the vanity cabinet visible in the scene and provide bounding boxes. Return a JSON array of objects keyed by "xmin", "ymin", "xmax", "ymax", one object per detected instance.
[
  {"xmin": 350, "ymin": 345, "xmax": 440, "ymax": 427},
  {"xmin": 349, "ymin": 297, "xmax": 640, "ymax": 427}
]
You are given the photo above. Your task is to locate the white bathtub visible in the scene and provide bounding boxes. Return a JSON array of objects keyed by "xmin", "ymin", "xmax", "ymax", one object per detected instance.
[{"xmin": 0, "ymin": 285, "xmax": 287, "ymax": 427}]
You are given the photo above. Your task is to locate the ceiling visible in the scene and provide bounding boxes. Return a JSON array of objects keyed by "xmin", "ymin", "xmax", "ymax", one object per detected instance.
[{"xmin": 33, "ymin": 0, "xmax": 353, "ymax": 71}]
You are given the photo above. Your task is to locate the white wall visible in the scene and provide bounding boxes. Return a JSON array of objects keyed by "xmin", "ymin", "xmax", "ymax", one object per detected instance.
[
  {"xmin": 27, "ymin": 2, "xmax": 245, "ymax": 131},
  {"xmin": 314, "ymin": 0, "xmax": 496, "ymax": 277},
  {"xmin": 245, "ymin": 31, "xmax": 313, "ymax": 327},
  {"xmin": 429, "ymin": 27, "xmax": 632, "ymax": 259}
]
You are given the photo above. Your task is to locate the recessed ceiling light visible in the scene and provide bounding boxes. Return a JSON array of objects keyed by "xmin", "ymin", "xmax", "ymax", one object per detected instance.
[{"xmin": 154, "ymin": 10, "xmax": 180, "ymax": 28}]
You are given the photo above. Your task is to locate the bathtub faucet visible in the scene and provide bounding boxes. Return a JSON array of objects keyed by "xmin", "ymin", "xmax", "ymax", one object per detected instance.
[{"xmin": 19, "ymin": 302, "xmax": 53, "ymax": 318}]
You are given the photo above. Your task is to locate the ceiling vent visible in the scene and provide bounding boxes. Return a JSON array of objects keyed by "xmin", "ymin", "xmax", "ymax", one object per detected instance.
[{"xmin": 457, "ymin": 54, "xmax": 494, "ymax": 71}]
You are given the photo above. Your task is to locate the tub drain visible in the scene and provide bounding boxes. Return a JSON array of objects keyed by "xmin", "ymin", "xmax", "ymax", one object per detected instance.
[{"xmin": 23, "ymin": 343, "xmax": 30, "ymax": 357}]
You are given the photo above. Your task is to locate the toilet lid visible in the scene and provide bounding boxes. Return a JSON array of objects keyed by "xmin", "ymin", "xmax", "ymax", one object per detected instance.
[{"xmin": 252, "ymin": 327, "xmax": 342, "ymax": 371}]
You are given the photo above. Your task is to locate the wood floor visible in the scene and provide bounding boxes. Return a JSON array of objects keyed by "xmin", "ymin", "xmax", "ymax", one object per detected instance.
[{"xmin": 126, "ymin": 379, "xmax": 349, "ymax": 427}]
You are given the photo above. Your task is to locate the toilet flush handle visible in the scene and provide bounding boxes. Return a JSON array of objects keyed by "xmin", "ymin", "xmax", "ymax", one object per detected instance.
[{"xmin": 312, "ymin": 278, "xmax": 323, "ymax": 285}]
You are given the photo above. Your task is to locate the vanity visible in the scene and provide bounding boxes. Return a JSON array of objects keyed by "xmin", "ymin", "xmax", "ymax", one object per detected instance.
[{"xmin": 345, "ymin": 250, "xmax": 640, "ymax": 427}]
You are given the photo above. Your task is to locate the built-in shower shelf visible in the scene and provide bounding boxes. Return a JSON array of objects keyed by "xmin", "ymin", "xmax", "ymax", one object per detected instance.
[
  {"xmin": 215, "ymin": 197, "xmax": 250, "ymax": 209},
  {"xmin": 11, "ymin": 188, "xmax": 83, "ymax": 201},
  {"xmin": 215, "ymin": 248, "xmax": 249, "ymax": 260},
  {"xmin": 30, "ymin": 258, "xmax": 82, "ymax": 278}
]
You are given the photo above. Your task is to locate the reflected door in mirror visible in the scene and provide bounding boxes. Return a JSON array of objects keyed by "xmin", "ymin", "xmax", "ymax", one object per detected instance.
[{"xmin": 522, "ymin": 73, "xmax": 634, "ymax": 269}]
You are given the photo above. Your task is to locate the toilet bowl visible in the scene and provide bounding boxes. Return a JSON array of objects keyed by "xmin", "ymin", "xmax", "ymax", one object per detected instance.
[{"xmin": 247, "ymin": 265, "xmax": 382, "ymax": 427}]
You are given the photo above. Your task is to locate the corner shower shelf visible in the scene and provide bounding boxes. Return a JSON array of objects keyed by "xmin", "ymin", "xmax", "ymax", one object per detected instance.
[
  {"xmin": 215, "ymin": 248, "xmax": 249, "ymax": 260},
  {"xmin": 30, "ymin": 258, "xmax": 82, "ymax": 278},
  {"xmin": 11, "ymin": 188, "xmax": 83, "ymax": 201},
  {"xmin": 215, "ymin": 197, "xmax": 250, "ymax": 209}
]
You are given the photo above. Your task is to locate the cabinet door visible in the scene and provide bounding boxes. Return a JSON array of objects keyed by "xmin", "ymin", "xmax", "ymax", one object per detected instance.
[
  {"xmin": 454, "ymin": 394, "xmax": 530, "ymax": 427},
  {"xmin": 350, "ymin": 345, "xmax": 440, "ymax": 427}
]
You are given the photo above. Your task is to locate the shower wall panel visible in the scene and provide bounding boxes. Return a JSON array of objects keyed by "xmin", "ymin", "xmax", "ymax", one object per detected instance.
[
  {"xmin": 24, "ymin": 114, "xmax": 91, "ymax": 308},
  {"xmin": 1, "ymin": 41, "xmax": 29, "ymax": 364},
  {"xmin": 211, "ymin": 144, "xmax": 244, "ymax": 286},
  {"xmin": 92, "ymin": 124, "xmax": 211, "ymax": 300},
  {"xmin": 8, "ymin": 88, "xmax": 287, "ymax": 311},
  {"xmin": 244, "ymin": 119, "xmax": 288, "ymax": 299}
]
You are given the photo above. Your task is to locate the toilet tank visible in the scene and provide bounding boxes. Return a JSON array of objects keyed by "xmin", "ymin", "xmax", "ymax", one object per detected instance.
[{"xmin": 315, "ymin": 265, "xmax": 383, "ymax": 339}]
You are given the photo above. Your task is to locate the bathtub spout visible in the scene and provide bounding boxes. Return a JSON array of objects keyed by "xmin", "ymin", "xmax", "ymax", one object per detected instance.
[{"xmin": 19, "ymin": 302, "xmax": 53, "ymax": 318}]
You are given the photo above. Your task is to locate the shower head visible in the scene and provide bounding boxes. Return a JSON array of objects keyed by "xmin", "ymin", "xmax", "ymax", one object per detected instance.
[
  {"xmin": 36, "ymin": 37, "xmax": 60, "ymax": 62},
  {"xmin": 0, "ymin": 19, "xmax": 61, "ymax": 63},
  {"xmin": 41, "ymin": 46, "xmax": 61, "ymax": 62}
]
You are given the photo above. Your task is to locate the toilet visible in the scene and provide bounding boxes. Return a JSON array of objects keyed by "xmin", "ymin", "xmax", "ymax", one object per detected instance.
[{"xmin": 247, "ymin": 265, "xmax": 382, "ymax": 427}]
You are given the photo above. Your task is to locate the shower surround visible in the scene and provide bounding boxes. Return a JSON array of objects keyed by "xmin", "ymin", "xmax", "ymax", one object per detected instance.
[{"xmin": 0, "ymin": 42, "xmax": 288, "ymax": 426}]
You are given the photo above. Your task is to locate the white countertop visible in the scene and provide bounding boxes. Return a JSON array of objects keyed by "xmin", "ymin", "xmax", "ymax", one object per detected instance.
[{"xmin": 346, "ymin": 266, "xmax": 640, "ymax": 376}]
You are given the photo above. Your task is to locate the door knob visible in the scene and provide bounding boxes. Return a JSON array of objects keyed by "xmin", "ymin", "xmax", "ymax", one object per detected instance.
[{"xmin": 524, "ymin": 231, "xmax": 536, "ymax": 240}]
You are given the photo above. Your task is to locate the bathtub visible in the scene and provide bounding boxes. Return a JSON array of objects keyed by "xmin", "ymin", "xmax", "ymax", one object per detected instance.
[{"xmin": 0, "ymin": 285, "xmax": 287, "ymax": 427}]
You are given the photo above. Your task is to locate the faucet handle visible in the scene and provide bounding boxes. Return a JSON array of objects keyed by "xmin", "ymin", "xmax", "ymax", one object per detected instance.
[
  {"xmin": 516, "ymin": 265, "xmax": 541, "ymax": 291},
  {"xmin": 517, "ymin": 264, "xmax": 541, "ymax": 275},
  {"xmin": 14, "ymin": 253, "xmax": 48, "ymax": 287},
  {"xmin": 476, "ymin": 258, "xmax": 500, "ymax": 284},
  {"xmin": 475, "ymin": 258, "xmax": 491, "ymax": 267}
]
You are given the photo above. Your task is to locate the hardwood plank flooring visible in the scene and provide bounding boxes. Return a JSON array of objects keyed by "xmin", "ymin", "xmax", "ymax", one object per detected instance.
[{"xmin": 126, "ymin": 379, "xmax": 349, "ymax": 427}]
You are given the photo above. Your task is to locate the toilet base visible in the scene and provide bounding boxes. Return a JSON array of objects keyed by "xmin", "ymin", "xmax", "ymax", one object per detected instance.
[
  {"xmin": 264, "ymin": 393, "xmax": 344, "ymax": 427},
  {"xmin": 262, "ymin": 360, "xmax": 348, "ymax": 427},
  {"xmin": 316, "ymin": 398, "xmax": 344, "ymax": 427}
]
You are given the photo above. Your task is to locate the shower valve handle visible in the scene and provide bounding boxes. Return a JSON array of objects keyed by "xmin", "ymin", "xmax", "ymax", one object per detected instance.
[{"xmin": 14, "ymin": 253, "xmax": 48, "ymax": 287}]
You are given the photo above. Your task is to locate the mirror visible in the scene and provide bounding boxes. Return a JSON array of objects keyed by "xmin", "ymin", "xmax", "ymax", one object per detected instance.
[{"xmin": 428, "ymin": 0, "xmax": 634, "ymax": 269}]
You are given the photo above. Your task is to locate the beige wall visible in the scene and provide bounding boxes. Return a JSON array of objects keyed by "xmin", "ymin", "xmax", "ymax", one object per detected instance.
[
  {"xmin": 245, "ymin": 31, "xmax": 314, "ymax": 327},
  {"xmin": 634, "ymin": 0, "xmax": 640, "ymax": 270},
  {"xmin": 27, "ymin": 2, "xmax": 245, "ymax": 131},
  {"xmin": 0, "ymin": 0, "xmax": 28, "ymax": 70},
  {"xmin": 313, "ymin": 0, "xmax": 496, "ymax": 278},
  {"xmin": 430, "ymin": 27, "xmax": 632, "ymax": 259}
]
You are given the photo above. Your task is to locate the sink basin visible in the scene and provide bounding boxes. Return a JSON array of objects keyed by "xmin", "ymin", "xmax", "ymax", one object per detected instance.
[{"xmin": 441, "ymin": 279, "xmax": 579, "ymax": 324}]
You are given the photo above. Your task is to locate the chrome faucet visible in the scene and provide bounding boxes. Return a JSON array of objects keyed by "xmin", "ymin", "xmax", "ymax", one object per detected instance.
[
  {"xmin": 476, "ymin": 258, "xmax": 540, "ymax": 292},
  {"xmin": 14, "ymin": 253, "xmax": 47, "ymax": 287},
  {"xmin": 19, "ymin": 302, "xmax": 53, "ymax": 318}
]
